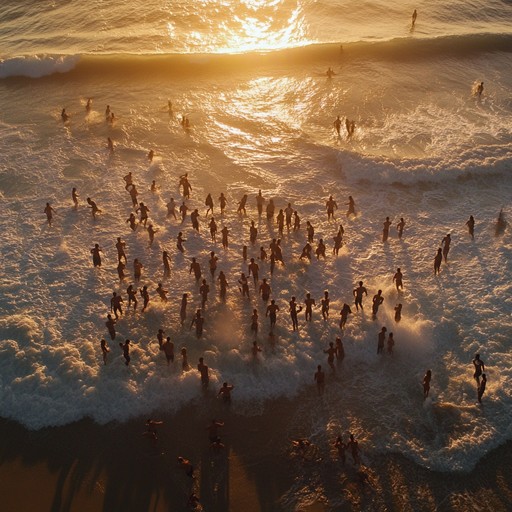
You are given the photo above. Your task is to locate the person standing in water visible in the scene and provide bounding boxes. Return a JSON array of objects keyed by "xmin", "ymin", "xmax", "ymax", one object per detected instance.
[
  {"xmin": 393, "ymin": 268, "xmax": 403, "ymax": 291},
  {"xmin": 477, "ymin": 374, "xmax": 487, "ymax": 403},
  {"xmin": 119, "ymin": 339, "xmax": 131, "ymax": 366},
  {"xmin": 441, "ymin": 233, "xmax": 451, "ymax": 262},
  {"xmin": 472, "ymin": 353, "xmax": 485, "ymax": 385},
  {"xmin": 434, "ymin": 248, "xmax": 443, "ymax": 274},
  {"xmin": 411, "ymin": 9, "xmax": 417, "ymax": 27},
  {"xmin": 396, "ymin": 217, "xmax": 406, "ymax": 239},
  {"xmin": 423, "ymin": 369, "xmax": 432, "ymax": 399},
  {"xmin": 346, "ymin": 196, "xmax": 356, "ymax": 217},
  {"xmin": 44, "ymin": 202, "xmax": 56, "ymax": 226},
  {"xmin": 353, "ymin": 281, "xmax": 368, "ymax": 311},
  {"xmin": 382, "ymin": 217, "xmax": 392, "ymax": 242},
  {"xmin": 466, "ymin": 215, "xmax": 475, "ymax": 239},
  {"xmin": 333, "ymin": 115, "xmax": 342, "ymax": 137},
  {"xmin": 100, "ymin": 339, "xmax": 109, "ymax": 365}
]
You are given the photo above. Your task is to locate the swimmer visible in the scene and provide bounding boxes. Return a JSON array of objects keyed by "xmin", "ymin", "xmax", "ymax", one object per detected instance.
[
  {"xmin": 190, "ymin": 208, "xmax": 200, "ymax": 231},
  {"xmin": 218, "ymin": 192, "xmax": 227, "ymax": 214},
  {"xmin": 147, "ymin": 150, "xmax": 154, "ymax": 162},
  {"xmin": 248, "ymin": 258, "xmax": 259, "ymax": 285},
  {"xmin": 466, "ymin": 215, "xmax": 475, "ymax": 239},
  {"xmin": 335, "ymin": 435, "xmax": 347, "ymax": 464},
  {"xmin": 190, "ymin": 309, "xmax": 204, "ymax": 338},
  {"xmin": 495, "ymin": 208, "xmax": 506, "ymax": 235},
  {"xmin": 61, "ymin": 108, "xmax": 69, "ymax": 122},
  {"xmin": 289, "ymin": 296, "xmax": 302, "ymax": 331},
  {"xmin": 256, "ymin": 190, "xmax": 265, "ymax": 216},
  {"xmin": 266, "ymin": 199, "xmax": 275, "ymax": 220},
  {"xmin": 207, "ymin": 419, "xmax": 224, "ymax": 443},
  {"xmin": 110, "ymin": 291, "xmax": 123, "ymax": 319},
  {"xmin": 197, "ymin": 357, "xmax": 209, "ymax": 387},
  {"xmin": 162, "ymin": 337, "xmax": 174, "ymax": 365},
  {"xmin": 44, "ymin": 202, "xmax": 56, "ymax": 226},
  {"xmin": 140, "ymin": 285, "xmax": 150, "ymax": 312},
  {"xmin": 326, "ymin": 195, "xmax": 338, "ymax": 220},
  {"xmin": 218, "ymin": 382, "xmax": 234, "ymax": 402},
  {"xmin": 208, "ymin": 251, "xmax": 218, "ymax": 278},
  {"xmin": 86, "ymin": 197, "xmax": 101, "ymax": 219},
  {"xmin": 472, "ymin": 353, "xmax": 485, "ymax": 385},
  {"xmin": 177, "ymin": 456, "xmax": 195, "ymax": 478},
  {"xmin": 180, "ymin": 293, "xmax": 188, "ymax": 325},
  {"xmin": 434, "ymin": 248, "xmax": 443, "ymax": 274},
  {"xmin": 304, "ymin": 293, "xmax": 316, "ymax": 321},
  {"xmin": 85, "ymin": 98, "xmax": 92, "ymax": 113},
  {"xmin": 377, "ymin": 326, "xmax": 387, "ymax": 354},
  {"xmin": 477, "ymin": 374, "xmax": 487, "ymax": 403},
  {"xmin": 315, "ymin": 239, "xmax": 326, "ymax": 259},
  {"xmin": 387, "ymin": 332, "xmax": 395, "ymax": 354},
  {"xmin": 199, "ymin": 279, "xmax": 210, "ymax": 307},
  {"xmin": 250, "ymin": 309, "xmax": 259, "ymax": 338},
  {"xmin": 324, "ymin": 342, "xmax": 337, "ymax": 372},
  {"xmin": 382, "ymin": 216, "xmax": 392, "ymax": 242},
  {"xmin": 107, "ymin": 137, "xmax": 114, "ymax": 152},
  {"xmin": 100, "ymin": 338, "xmax": 109, "ymax": 365},
  {"xmin": 335, "ymin": 337, "xmax": 345, "ymax": 361},
  {"xmin": 128, "ymin": 184, "xmax": 139, "ymax": 208},
  {"xmin": 150, "ymin": 180, "xmax": 157, "ymax": 193},
  {"xmin": 221, "ymin": 226, "xmax": 229, "ymax": 248},
  {"xmin": 105, "ymin": 314, "xmax": 116, "ymax": 340},
  {"xmin": 189, "ymin": 257, "xmax": 201, "ymax": 281},
  {"xmin": 116, "ymin": 237, "xmax": 127, "ymax": 263},
  {"xmin": 181, "ymin": 347, "xmax": 189, "ymax": 370},
  {"xmin": 237, "ymin": 194, "xmax": 248, "ymax": 215},
  {"xmin": 126, "ymin": 213, "xmax": 137, "ymax": 231},
  {"xmin": 147, "ymin": 224, "xmax": 157, "ymax": 245},
  {"xmin": 411, "ymin": 9, "xmax": 417, "ymax": 27},
  {"xmin": 133, "ymin": 258, "xmax": 143, "ymax": 281},
  {"xmin": 372, "ymin": 290, "xmax": 384, "ymax": 317},
  {"xmin": 306, "ymin": 221, "xmax": 315, "ymax": 243},
  {"xmin": 119, "ymin": 339, "xmax": 131, "ymax": 366},
  {"xmin": 293, "ymin": 210, "xmax": 301, "ymax": 231},
  {"xmin": 339, "ymin": 303, "xmax": 352, "ymax": 329},
  {"xmin": 71, "ymin": 187, "xmax": 79, "ymax": 208},
  {"xmin": 218, "ymin": 271, "xmax": 228, "ymax": 300},
  {"xmin": 397, "ymin": 217, "xmax": 406, "ymax": 239},
  {"xmin": 249, "ymin": 220, "xmax": 258, "ymax": 244},
  {"xmin": 205, "ymin": 193, "xmax": 214, "ymax": 216},
  {"xmin": 299, "ymin": 242, "xmax": 312, "ymax": 261},
  {"xmin": 162, "ymin": 250, "xmax": 171, "ymax": 277},
  {"xmin": 353, "ymin": 281, "xmax": 368, "ymax": 311},
  {"xmin": 321, "ymin": 291, "xmax": 330, "ymax": 320},
  {"xmin": 90, "ymin": 244, "xmax": 102, "ymax": 267},
  {"xmin": 326, "ymin": 67, "xmax": 336, "ymax": 78},
  {"xmin": 136, "ymin": 202, "xmax": 150, "ymax": 227},
  {"xmin": 423, "ymin": 369, "xmax": 432, "ymax": 399},
  {"xmin": 333, "ymin": 115, "xmax": 342, "ymax": 137},
  {"xmin": 393, "ymin": 268, "xmax": 403, "ymax": 291},
  {"xmin": 166, "ymin": 197, "xmax": 177, "ymax": 219},
  {"xmin": 127, "ymin": 285, "xmax": 138, "ymax": 311},
  {"xmin": 259, "ymin": 278, "xmax": 271, "ymax": 302},
  {"xmin": 238, "ymin": 272, "xmax": 250, "ymax": 298},
  {"xmin": 177, "ymin": 231, "xmax": 186, "ymax": 252},
  {"xmin": 156, "ymin": 282, "xmax": 168, "ymax": 302},
  {"xmin": 266, "ymin": 299, "xmax": 280, "ymax": 333},
  {"xmin": 441, "ymin": 233, "xmax": 451, "ymax": 262},
  {"xmin": 346, "ymin": 195, "xmax": 356, "ymax": 217},
  {"xmin": 394, "ymin": 303, "xmax": 402, "ymax": 322},
  {"xmin": 476, "ymin": 81, "xmax": 484, "ymax": 97},
  {"xmin": 179, "ymin": 173, "xmax": 192, "ymax": 198}
]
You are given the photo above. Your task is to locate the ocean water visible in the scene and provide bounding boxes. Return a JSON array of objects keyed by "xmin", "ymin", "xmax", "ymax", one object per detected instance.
[{"xmin": 1, "ymin": 0, "xmax": 512, "ymax": 491}]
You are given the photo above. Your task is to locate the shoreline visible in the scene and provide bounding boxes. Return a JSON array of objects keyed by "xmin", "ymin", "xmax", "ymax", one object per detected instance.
[{"xmin": 1, "ymin": 393, "xmax": 512, "ymax": 512}]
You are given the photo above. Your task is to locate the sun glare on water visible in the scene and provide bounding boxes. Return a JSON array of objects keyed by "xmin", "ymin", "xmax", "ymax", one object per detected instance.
[{"xmin": 168, "ymin": 0, "xmax": 307, "ymax": 54}]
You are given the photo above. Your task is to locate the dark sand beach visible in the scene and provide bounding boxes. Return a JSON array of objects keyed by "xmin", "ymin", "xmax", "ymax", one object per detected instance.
[{"xmin": 1, "ymin": 393, "xmax": 511, "ymax": 512}]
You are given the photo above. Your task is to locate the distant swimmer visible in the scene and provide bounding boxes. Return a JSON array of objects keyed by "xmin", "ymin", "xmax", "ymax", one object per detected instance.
[
  {"xmin": 339, "ymin": 303, "xmax": 352, "ymax": 329},
  {"xmin": 147, "ymin": 150, "xmax": 154, "ymax": 162},
  {"xmin": 119, "ymin": 339, "xmax": 131, "ymax": 366},
  {"xmin": 100, "ymin": 339, "xmax": 109, "ymax": 365},
  {"xmin": 105, "ymin": 105, "xmax": 111, "ymax": 119},
  {"xmin": 85, "ymin": 98, "xmax": 92, "ymax": 113},
  {"xmin": 434, "ymin": 248, "xmax": 443, "ymax": 274},
  {"xmin": 441, "ymin": 233, "xmax": 451, "ymax": 262},
  {"xmin": 477, "ymin": 373, "xmax": 487, "ymax": 403},
  {"xmin": 221, "ymin": 225, "xmax": 229, "ymax": 248},
  {"xmin": 304, "ymin": 293, "xmax": 316, "ymax": 321},
  {"xmin": 44, "ymin": 202, "xmax": 56, "ymax": 226},
  {"xmin": 335, "ymin": 435, "xmax": 347, "ymax": 464},
  {"xmin": 387, "ymin": 332, "xmax": 395, "ymax": 354},
  {"xmin": 90, "ymin": 243, "xmax": 102, "ymax": 267},
  {"xmin": 167, "ymin": 100, "xmax": 173, "ymax": 114},
  {"xmin": 346, "ymin": 196, "xmax": 356, "ymax": 217},
  {"xmin": 179, "ymin": 173, "xmax": 192, "ymax": 198},
  {"xmin": 177, "ymin": 456, "xmax": 195, "ymax": 478},
  {"xmin": 372, "ymin": 289, "xmax": 384, "ymax": 317},
  {"xmin": 353, "ymin": 281, "xmax": 368, "ymax": 311},
  {"xmin": 179, "ymin": 201, "xmax": 188, "ymax": 222},
  {"xmin": 394, "ymin": 303, "xmax": 402, "ymax": 322},
  {"xmin": 218, "ymin": 382, "xmax": 234, "ymax": 402},
  {"xmin": 411, "ymin": 9, "xmax": 417, "ymax": 28},
  {"xmin": 86, "ymin": 197, "xmax": 101, "ymax": 219},
  {"xmin": 326, "ymin": 67, "xmax": 336, "ymax": 78},
  {"xmin": 105, "ymin": 314, "xmax": 116, "ymax": 340},
  {"xmin": 61, "ymin": 108, "xmax": 69, "ymax": 122},
  {"xmin": 197, "ymin": 357, "xmax": 209, "ymax": 387},
  {"xmin": 71, "ymin": 187, "xmax": 79, "ymax": 208},
  {"xmin": 334, "ymin": 115, "xmax": 342, "ymax": 137},
  {"xmin": 266, "ymin": 299, "xmax": 280, "ymax": 333},
  {"xmin": 107, "ymin": 137, "xmax": 114, "ymax": 152},
  {"xmin": 324, "ymin": 342, "xmax": 337, "ymax": 372},
  {"xmin": 423, "ymin": 369, "xmax": 432, "ymax": 399},
  {"xmin": 382, "ymin": 216, "xmax": 392, "ymax": 242},
  {"xmin": 472, "ymin": 353, "xmax": 485, "ymax": 385},
  {"xmin": 393, "ymin": 267, "xmax": 403, "ymax": 291},
  {"xmin": 466, "ymin": 215, "xmax": 475, "ymax": 239},
  {"xmin": 162, "ymin": 337, "xmax": 174, "ymax": 365},
  {"xmin": 495, "ymin": 208, "xmax": 507, "ymax": 235},
  {"xmin": 377, "ymin": 326, "xmax": 387, "ymax": 354},
  {"xmin": 397, "ymin": 217, "xmax": 406, "ymax": 239},
  {"xmin": 476, "ymin": 81, "xmax": 484, "ymax": 97},
  {"xmin": 256, "ymin": 190, "xmax": 265, "ymax": 216},
  {"xmin": 133, "ymin": 258, "xmax": 144, "ymax": 281}
]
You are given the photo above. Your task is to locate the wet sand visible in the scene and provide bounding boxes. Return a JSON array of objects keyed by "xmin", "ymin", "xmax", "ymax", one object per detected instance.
[{"xmin": 0, "ymin": 393, "xmax": 511, "ymax": 512}]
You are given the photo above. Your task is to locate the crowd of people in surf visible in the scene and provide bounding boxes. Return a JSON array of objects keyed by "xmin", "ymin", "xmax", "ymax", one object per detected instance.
[{"xmin": 48, "ymin": 99, "xmax": 507, "ymax": 411}]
